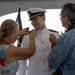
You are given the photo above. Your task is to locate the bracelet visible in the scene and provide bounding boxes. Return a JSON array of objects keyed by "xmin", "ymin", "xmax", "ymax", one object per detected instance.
[{"xmin": 30, "ymin": 39, "xmax": 34, "ymax": 42}]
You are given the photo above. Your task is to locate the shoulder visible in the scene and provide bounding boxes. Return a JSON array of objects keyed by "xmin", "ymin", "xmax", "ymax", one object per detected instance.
[
  {"xmin": 48, "ymin": 29, "xmax": 59, "ymax": 33},
  {"xmin": 0, "ymin": 44, "xmax": 9, "ymax": 57},
  {"xmin": 0, "ymin": 44, "xmax": 9, "ymax": 50},
  {"xmin": 48, "ymin": 29, "xmax": 59, "ymax": 38}
]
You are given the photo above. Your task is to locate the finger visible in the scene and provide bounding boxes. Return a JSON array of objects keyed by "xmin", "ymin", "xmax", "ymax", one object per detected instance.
[{"xmin": 26, "ymin": 27, "xmax": 29, "ymax": 31}]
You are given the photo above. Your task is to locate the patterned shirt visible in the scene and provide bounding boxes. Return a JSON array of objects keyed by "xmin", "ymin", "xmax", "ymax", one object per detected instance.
[
  {"xmin": 0, "ymin": 44, "xmax": 19, "ymax": 75},
  {"xmin": 48, "ymin": 28, "xmax": 75, "ymax": 75}
]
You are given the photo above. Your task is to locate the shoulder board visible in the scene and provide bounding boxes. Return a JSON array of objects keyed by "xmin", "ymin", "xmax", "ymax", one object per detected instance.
[
  {"xmin": 29, "ymin": 29, "xmax": 59, "ymax": 33},
  {"xmin": 48, "ymin": 29, "xmax": 59, "ymax": 33},
  {"xmin": 29, "ymin": 29, "xmax": 34, "ymax": 33}
]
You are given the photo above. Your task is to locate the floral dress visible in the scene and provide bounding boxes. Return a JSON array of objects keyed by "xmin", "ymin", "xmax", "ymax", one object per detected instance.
[{"xmin": 0, "ymin": 44, "xmax": 19, "ymax": 75}]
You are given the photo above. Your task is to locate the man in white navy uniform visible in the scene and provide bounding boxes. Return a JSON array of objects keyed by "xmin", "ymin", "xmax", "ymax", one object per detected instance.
[{"xmin": 18, "ymin": 8, "xmax": 59, "ymax": 75}]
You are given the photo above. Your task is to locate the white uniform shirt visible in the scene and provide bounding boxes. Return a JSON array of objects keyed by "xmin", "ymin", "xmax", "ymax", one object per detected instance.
[{"xmin": 18, "ymin": 27, "xmax": 59, "ymax": 75}]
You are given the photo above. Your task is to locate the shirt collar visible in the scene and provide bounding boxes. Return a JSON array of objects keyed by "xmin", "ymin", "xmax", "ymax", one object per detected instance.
[{"xmin": 37, "ymin": 27, "xmax": 47, "ymax": 35}]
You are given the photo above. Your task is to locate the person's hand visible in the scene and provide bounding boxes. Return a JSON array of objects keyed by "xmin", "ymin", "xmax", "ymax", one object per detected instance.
[
  {"xmin": 18, "ymin": 28, "xmax": 29, "ymax": 36},
  {"xmin": 49, "ymin": 34, "xmax": 57, "ymax": 44},
  {"xmin": 30, "ymin": 29, "xmax": 36, "ymax": 40}
]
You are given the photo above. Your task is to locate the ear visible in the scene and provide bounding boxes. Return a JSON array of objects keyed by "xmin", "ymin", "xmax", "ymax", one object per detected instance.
[
  {"xmin": 65, "ymin": 16, "xmax": 69, "ymax": 21},
  {"xmin": 65, "ymin": 16, "xmax": 70, "ymax": 28},
  {"xmin": 9, "ymin": 32, "xmax": 14, "ymax": 37}
]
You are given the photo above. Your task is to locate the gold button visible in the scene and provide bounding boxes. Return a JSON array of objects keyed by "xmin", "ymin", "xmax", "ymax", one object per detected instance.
[
  {"xmin": 43, "ymin": 70, "xmax": 45, "ymax": 73},
  {"xmin": 42, "ymin": 41, "xmax": 44, "ymax": 43},
  {"xmin": 43, "ymin": 50, "xmax": 45, "ymax": 52},
  {"xmin": 43, "ymin": 61, "xmax": 45, "ymax": 63}
]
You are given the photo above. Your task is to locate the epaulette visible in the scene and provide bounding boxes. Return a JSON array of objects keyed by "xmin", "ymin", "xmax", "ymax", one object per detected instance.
[
  {"xmin": 29, "ymin": 29, "xmax": 34, "ymax": 33},
  {"xmin": 29, "ymin": 29, "xmax": 59, "ymax": 33},
  {"xmin": 48, "ymin": 29, "xmax": 59, "ymax": 33}
]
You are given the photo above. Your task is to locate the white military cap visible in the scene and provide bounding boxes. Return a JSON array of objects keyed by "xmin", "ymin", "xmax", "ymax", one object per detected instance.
[{"xmin": 27, "ymin": 8, "xmax": 46, "ymax": 20}]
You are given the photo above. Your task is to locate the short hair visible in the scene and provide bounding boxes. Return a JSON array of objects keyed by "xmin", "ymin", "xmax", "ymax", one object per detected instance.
[{"xmin": 61, "ymin": 3, "xmax": 75, "ymax": 24}]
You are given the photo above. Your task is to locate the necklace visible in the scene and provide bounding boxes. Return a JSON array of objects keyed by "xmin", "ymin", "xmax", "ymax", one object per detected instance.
[
  {"xmin": 4, "ymin": 39, "xmax": 11, "ymax": 45},
  {"xmin": 0, "ymin": 39, "xmax": 11, "ymax": 45}
]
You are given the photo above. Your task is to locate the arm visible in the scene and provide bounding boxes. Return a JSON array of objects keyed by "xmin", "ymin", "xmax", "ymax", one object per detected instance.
[
  {"xmin": 6, "ymin": 29, "xmax": 36, "ymax": 62},
  {"xmin": 48, "ymin": 35, "xmax": 71, "ymax": 70},
  {"xmin": 49, "ymin": 33, "xmax": 59, "ymax": 55},
  {"xmin": 48, "ymin": 33, "xmax": 59, "ymax": 68},
  {"xmin": 18, "ymin": 28, "xmax": 29, "ymax": 36}
]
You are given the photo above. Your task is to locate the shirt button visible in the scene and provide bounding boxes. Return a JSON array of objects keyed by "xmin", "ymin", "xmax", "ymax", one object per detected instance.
[
  {"xmin": 43, "ymin": 70, "xmax": 45, "ymax": 73},
  {"xmin": 43, "ymin": 61, "xmax": 45, "ymax": 63},
  {"xmin": 42, "ymin": 41, "xmax": 44, "ymax": 43},
  {"xmin": 43, "ymin": 50, "xmax": 45, "ymax": 52}
]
